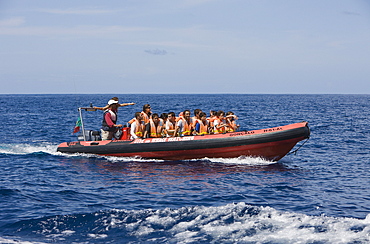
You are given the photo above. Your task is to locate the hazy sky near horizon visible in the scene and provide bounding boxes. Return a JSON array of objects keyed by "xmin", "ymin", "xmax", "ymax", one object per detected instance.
[{"xmin": 1, "ymin": 0, "xmax": 369, "ymax": 94}]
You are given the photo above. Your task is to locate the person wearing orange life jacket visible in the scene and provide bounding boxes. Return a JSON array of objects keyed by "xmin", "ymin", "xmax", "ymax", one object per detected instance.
[
  {"xmin": 160, "ymin": 113, "xmax": 168, "ymax": 124},
  {"xmin": 175, "ymin": 111, "xmax": 183, "ymax": 122},
  {"xmin": 159, "ymin": 113, "xmax": 168, "ymax": 132},
  {"xmin": 213, "ymin": 110, "xmax": 227, "ymax": 134},
  {"xmin": 130, "ymin": 112, "xmax": 144, "ymax": 139},
  {"xmin": 191, "ymin": 109, "xmax": 202, "ymax": 127},
  {"xmin": 194, "ymin": 112, "xmax": 210, "ymax": 135},
  {"xmin": 174, "ymin": 110, "xmax": 193, "ymax": 136},
  {"xmin": 225, "ymin": 111, "xmax": 239, "ymax": 132},
  {"xmin": 127, "ymin": 103, "xmax": 152, "ymax": 125},
  {"xmin": 143, "ymin": 113, "xmax": 164, "ymax": 138},
  {"xmin": 141, "ymin": 104, "xmax": 152, "ymax": 125},
  {"xmin": 207, "ymin": 110, "xmax": 217, "ymax": 127},
  {"xmin": 164, "ymin": 112, "xmax": 177, "ymax": 137}
]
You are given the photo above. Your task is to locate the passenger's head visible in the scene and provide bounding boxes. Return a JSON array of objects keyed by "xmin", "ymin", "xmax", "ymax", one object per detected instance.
[
  {"xmin": 143, "ymin": 104, "xmax": 151, "ymax": 113},
  {"xmin": 217, "ymin": 110, "xmax": 225, "ymax": 118},
  {"xmin": 152, "ymin": 113, "xmax": 159, "ymax": 123},
  {"xmin": 199, "ymin": 112, "xmax": 207, "ymax": 121},
  {"xmin": 160, "ymin": 113, "xmax": 168, "ymax": 121},
  {"xmin": 135, "ymin": 112, "xmax": 142, "ymax": 119},
  {"xmin": 210, "ymin": 110, "xmax": 217, "ymax": 117},
  {"xmin": 168, "ymin": 112, "xmax": 176, "ymax": 121},
  {"xmin": 183, "ymin": 110, "xmax": 191, "ymax": 119},
  {"xmin": 226, "ymin": 111, "xmax": 235, "ymax": 120},
  {"xmin": 194, "ymin": 109, "xmax": 202, "ymax": 117}
]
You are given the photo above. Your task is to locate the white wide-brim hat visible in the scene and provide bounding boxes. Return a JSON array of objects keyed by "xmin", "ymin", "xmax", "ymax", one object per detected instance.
[{"xmin": 108, "ymin": 100, "xmax": 119, "ymax": 105}]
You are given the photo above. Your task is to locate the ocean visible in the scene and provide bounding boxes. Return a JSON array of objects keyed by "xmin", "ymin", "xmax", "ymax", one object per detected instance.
[{"xmin": 0, "ymin": 94, "xmax": 369, "ymax": 243}]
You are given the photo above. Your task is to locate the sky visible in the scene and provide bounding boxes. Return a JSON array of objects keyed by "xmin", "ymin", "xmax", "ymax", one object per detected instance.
[{"xmin": 0, "ymin": 0, "xmax": 369, "ymax": 94}]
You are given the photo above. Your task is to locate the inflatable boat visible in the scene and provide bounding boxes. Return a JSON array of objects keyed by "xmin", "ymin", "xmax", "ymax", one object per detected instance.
[{"xmin": 57, "ymin": 121, "xmax": 310, "ymax": 161}]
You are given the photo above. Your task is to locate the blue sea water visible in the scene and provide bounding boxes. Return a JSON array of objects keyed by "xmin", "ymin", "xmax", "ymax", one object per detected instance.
[{"xmin": 0, "ymin": 94, "xmax": 369, "ymax": 243}]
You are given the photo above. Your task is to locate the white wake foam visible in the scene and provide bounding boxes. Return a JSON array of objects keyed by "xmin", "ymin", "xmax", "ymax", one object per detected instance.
[
  {"xmin": 201, "ymin": 156, "xmax": 275, "ymax": 165},
  {"xmin": 98, "ymin": 155, "xmax": 274, "ymax": 165},
  {"xmin": 0, "ymin": 236, "xmax": 47, "ymax": 244},
  {"xmin": 0, "ymin": 143, "xmax": 282, "ymax": 166},
  {"xmin": 0, "ymin": 143, "xmax": 58, "ymax": 156}
]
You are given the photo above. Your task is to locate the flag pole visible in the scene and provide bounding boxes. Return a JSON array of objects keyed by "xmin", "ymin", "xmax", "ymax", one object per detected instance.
[{"xmin": 78, "ymin": 108, "xmax": 86, "ymax": 141}]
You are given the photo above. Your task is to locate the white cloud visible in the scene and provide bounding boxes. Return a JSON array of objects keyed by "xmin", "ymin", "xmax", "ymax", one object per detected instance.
[
  {"xmin": 181, "ymin": 0, "xmax": 217, "ymax": 8},
  {"xmin": 0, "ymin": 24, "xmax": 150, "ymax": 37},
  {"xmin": 0, "ymin": 17, "xmax": 25, "ymax": 27},
  {"xmin": 35, "ymin": 7, "xmax": 120, "ymax": 15}
]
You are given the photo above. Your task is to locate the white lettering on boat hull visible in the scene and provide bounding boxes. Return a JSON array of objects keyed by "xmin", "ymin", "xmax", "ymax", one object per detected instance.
[{"xmin": 133, "ymin": 136, "xmax": 195, "ymax": 144}]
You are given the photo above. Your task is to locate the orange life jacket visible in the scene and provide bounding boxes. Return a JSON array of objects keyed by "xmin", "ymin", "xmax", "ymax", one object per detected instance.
[
  {"xmin": 179, "ymin": 118, "xmax": 192, "ymax": 136},
  {"xmin": 175, "ymin": 115, "xmax": 183, "ymax": 122},
  {"xmin": 165, "ymin": 120, "xmax": 176, "ymax": 136},
  {"xmin": 192, "ymin": 117, "xmax": 199, "ymax": 127},
  {"xmin": 197, "ymin": 120, "xmax": 209, "ymax": 135},
  {"xmin": 128, "ymin": 118, "xmax": 135, "ymax": 124},
  {"xmin": 133, "ymin": 119, "xmax": 144, "ymax": 137},
  {"xmin": 141, "ymin": 111, "xmax": 151, "ymax": 124},
  {"xmin": 214, "ymin": 118, "xmax": 226, "ymax": 134},
  {"xmin": 207, "ymin": 117, "xmax": 216, "ymax": 127},
  {"xmin": 166, "ymin": 120, "xmax": 175, "ymax": 130},
  {"xmin": 226, "ymin": 120, "xmax": 237, "ymax": 132},
  {"xmin": 149, "ymin": 119, "xmax": 163, "ymax": 138}
]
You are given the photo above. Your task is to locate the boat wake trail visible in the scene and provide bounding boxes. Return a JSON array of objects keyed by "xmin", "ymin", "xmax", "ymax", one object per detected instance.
[
  {"xmin": 0, "ymin": 143, "xmax": 59, "ymax": 156},
  {"xmin": 0, "ymin": 143, "xmax": 277, "ymax": 167},
  {"xmin": 0, "ymin": 143, "xmax": 276, "ymax": 168},
  {"xmin": 1, "ymin": 202, "xmax": 369, "ymax": 244}
]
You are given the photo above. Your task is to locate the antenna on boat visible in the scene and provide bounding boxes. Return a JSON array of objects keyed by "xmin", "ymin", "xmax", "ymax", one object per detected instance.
[{"xmin": 78, "ymin": 104, "xmax": 98, "ymax": 141}]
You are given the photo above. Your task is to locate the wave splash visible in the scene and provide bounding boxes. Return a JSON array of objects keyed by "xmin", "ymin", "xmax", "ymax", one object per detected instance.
[{"xmin": 2, "ymin": 202, "xmax": 370, "ymax": 243}]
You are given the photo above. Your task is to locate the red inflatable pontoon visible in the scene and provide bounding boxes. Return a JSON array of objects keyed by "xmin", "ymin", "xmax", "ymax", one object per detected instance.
[{"xmin": 57, "ymin": 121, "xmax": 310, "ymax": 161}]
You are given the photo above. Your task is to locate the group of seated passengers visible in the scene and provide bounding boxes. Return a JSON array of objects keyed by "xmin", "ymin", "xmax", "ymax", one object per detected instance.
[{"xmin": 129, "ymin": 104, "xmax": 239, "ymax": 139}]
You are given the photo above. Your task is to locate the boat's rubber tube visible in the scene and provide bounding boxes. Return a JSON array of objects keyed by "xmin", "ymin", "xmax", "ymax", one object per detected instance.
[{"xmin": 57, "ymin": 122, "xmax": 310, "ymax": 160}]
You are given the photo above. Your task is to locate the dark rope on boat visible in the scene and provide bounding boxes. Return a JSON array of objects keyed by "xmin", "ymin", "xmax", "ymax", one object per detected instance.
[{"xmin": 287, "ymin": 138, "xmax": 309, "ymax": 156}]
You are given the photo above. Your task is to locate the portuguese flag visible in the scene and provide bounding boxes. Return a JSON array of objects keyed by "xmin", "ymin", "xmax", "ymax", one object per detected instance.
[{"xmin": 73, "ymin": 117, "xmax": 82, "ymax": 134}]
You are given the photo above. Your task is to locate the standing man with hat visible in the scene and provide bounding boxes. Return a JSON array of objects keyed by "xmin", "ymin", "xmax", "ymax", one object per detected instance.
[{"xmin": 96, "ymin": 97, "xmax": 135, "ymax": 140}]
